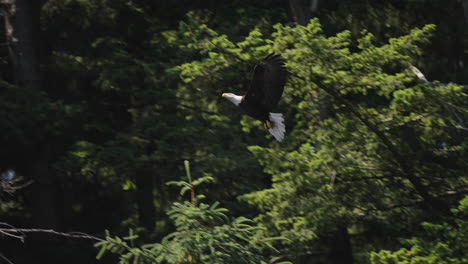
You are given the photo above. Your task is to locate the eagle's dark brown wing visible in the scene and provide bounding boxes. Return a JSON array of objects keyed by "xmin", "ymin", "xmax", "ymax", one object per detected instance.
[{"xmin": 244, "ymin": 53, "xmax": 288, "ymax": 111}]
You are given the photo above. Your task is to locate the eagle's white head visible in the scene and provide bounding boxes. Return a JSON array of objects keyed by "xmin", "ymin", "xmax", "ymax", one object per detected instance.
[{"xmin": 222, "ymin": 93, "xmax": 243, "ymax": 106}]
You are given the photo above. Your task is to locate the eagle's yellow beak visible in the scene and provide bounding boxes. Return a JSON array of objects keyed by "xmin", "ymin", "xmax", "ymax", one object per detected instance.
[{"xmin": 222, "ymin": 93, "xmax": 229, "ymax": 98}]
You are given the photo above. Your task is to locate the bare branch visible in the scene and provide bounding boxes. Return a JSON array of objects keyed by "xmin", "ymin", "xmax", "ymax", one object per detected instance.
[
  {"xmin": 0, "ymin": 252, "xmax": 14, "ymax": 264},
  {"xmin": 0, "ymin": 229, "xmax": 24, "ymax": 241},
  {"xmin": 409, "ymin": 65, "xmax": 468, "ymax": 92},
  {"xmin": 0, "ymin": 176, "xmax": 33, "ymax": 198},
  {"xmin": 409, "ymin": 65, "xmax": 431, "ymax": 85},
  {"xmin": 0, "ymin": 223, "xmax": 104, "ymax": 243}
]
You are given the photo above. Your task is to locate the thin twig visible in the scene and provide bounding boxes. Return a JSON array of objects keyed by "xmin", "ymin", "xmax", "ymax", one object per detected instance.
[
  {"xmin": 0, "ymin": 229, "xmax": 24, "ymax": 241},
  {"xmin": 0, "ymin": 224, "xmax": 104, "ymax": 243},
  {"xmin": 0, "ymin": 252, "xmax": 14, "ymax": 264}
]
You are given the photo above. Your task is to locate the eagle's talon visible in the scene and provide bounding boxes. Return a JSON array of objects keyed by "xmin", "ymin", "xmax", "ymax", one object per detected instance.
[{"xmin": 264, "ymin": 120, "xmax": 273, "ymax": 129}]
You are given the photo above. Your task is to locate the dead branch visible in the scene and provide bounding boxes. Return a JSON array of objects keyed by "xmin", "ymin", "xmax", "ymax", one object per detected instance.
[
  {"xmin": 410, "ymin": 65, "xmax": 468, "ymax": 92},
  {"xmin": 0, "ymin": 222, "xmax": 104, "ymax": 243},
  {"xmin": 0, "ymin": 252, "xmax": 14, "ymax": 264},
  {"xmin": 0, "ymin": 176, "xmax": 33, "ymax": 197}
]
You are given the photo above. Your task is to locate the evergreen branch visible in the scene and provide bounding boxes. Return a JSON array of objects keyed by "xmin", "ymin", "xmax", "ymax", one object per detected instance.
[
  {"xmin": 379, "ymin": 114, "xmax": 428, "ymax": 131},
  {"xmin": 292, "ymin": 72, "xmax": 446, "ymax": 211},
  {"xmin": 184, "ymin": 21, "xmax": 250, "ymax": 66},
  {"xmin": 327, "ymin": 82, "xmax": 440, "ymax": 209},
  {"xmin": 205, "ymin": 38, "xmax": 250, "ymax": 64},
  {"xmin": 363, "ymin": 187, "xmax": 468, "ymax": 214},
  {"xmin": 335, "ymin": 175, "xmax": 395, "ymax": 184}
]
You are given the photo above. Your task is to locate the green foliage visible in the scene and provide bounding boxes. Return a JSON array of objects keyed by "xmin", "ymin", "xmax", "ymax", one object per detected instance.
[
  {"xmin": 167, "ymin": 160, "xmax": 214, "ymax": 203},
  {"xmin": 95, "ymin": 161, "xmax": 288, "ymax": 264},
  {"xmin": 2, "ymin": 1, "xmax": 468, "ymax": 263},
  {"xmin": 177, "ymin": 17, "xmax": 467, "ymax": 262},
  {"xmin": 370, "ymin": 196, "xmax": 468, "ymax": 264}
]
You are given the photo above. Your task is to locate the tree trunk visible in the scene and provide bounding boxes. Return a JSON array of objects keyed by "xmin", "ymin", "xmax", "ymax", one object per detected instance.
[
  {"xmin": 8, "ymin": 0, "xmax": 41, "ymax": 89},
  {"xmin": 130, "ymin": 95, "xmax": 156, "ymax": 232},
  {"xmin": 135, "ymin": 166, "xmax": 155, "ymax": 232},
  {"xmin": 29, "ymin": 146, "xmax": 57, "ymax": 228},
  {"xmin": 328, "ymin": 226, "xmax": 353, "ymax": 264},
  {"xmin": 289, "ymin": 0, "xmax": 318, "ymax": 26},
  {"xmin": 6, "ymin": 0, "xmax": 58, "ymax": 229},
  {"xmin": 462, "ymin": 0, "xmax": 468, "ymax": 29}
]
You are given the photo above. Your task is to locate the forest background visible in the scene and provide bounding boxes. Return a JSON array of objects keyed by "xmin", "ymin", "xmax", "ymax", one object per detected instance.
[{"xmin": 0, "ymin": 0, "xmax": 467, "ymax": 263}]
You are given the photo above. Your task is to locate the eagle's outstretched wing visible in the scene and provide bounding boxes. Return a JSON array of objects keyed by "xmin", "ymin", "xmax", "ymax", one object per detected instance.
[{"xmin": 245, "ymin": 53, "xmax": 288, "ymax": 111}]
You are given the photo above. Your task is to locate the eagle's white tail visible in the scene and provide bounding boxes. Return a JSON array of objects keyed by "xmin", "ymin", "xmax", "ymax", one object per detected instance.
[{"xmin": 268, "ymin": 113, "xmax": 286, "ymax": 142}]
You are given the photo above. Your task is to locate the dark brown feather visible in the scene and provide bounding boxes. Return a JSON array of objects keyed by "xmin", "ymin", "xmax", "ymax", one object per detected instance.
[{"xmin": 244, "ymin": 53, "xmax": 288, "ymax": 111}]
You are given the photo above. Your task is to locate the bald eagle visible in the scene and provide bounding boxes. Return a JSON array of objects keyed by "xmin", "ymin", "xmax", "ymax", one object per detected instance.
[{"xmin": 222, "ymin": 53, "xmax": 288, "ymax": 141}]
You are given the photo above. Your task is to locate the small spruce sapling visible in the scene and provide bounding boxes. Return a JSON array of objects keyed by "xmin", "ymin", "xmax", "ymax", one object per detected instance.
[{"xmin": 95, "ymin": 160, "xmax": 290, "ymax": 264}]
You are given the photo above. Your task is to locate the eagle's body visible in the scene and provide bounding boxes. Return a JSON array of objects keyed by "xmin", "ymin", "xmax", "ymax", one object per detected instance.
[
  {"xmin": 222, "ymin": 53, "xmax": 288, "ymax": 141},
  {"xmin": 239, "ymin": 97, "xmax": 269, "ymax": 121}
]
